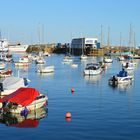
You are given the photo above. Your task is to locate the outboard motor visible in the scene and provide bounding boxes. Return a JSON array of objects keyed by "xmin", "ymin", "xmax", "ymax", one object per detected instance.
[
  {"xmin": 23, "ymin": 78, "xmax": 28, "ymax": 86},
  {"xmin": 112, "ymin": 76, "xmax": 117, "ymax": 86}
]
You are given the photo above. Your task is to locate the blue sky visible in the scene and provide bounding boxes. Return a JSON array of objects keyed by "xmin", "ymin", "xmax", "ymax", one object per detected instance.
[{"xmin": 0, "ymin": 0, "xmax": 140, "ymax": 45}]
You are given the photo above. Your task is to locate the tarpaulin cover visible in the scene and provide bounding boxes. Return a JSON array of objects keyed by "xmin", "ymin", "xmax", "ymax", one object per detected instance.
[
  {"xmin": 0, "ymin": 88, "xmax": 40, "ymax": 106},
  {"xmin": 10, "ymin": 119, "xmax": 39, "ymax": 128},
  {"xmin": 1, "ymin": 76, "xmax": 25, "ymax": 90}
]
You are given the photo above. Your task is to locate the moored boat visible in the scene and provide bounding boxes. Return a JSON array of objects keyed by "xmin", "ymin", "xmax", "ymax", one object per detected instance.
[
  {"xmin": 8, "ymin": 44, "xmax": 28, "ymax": 53},
  {"xmin": 103, "ymin": 56, "xmax": 113, "ymax": 63},
  {"xmin": 80, "ymin": 54, "xmax": 88, "ymax": 60},
  {"xmin": 35, "ymin": 57, "xmax": 45, "ymax": 64},
  {"xmin": 0, "ymin": 76, "xmax": 30, "ymax": 96},
  {"xmin": 84, "ymin": 63, "xmax": 102, "ymax": 75},
  {"xmin": 37, "ymin": 65, "xmax": 54, "ymax": 73},
  {"xmin": 108, "ymin": 69, "xmax": 133, "ymax": 86},
  {"xmin": 62, "ymin": 55, "xmax": 73, "ymax": 63},
  {"xmin": 0, "ymin": 87, "xmax": 48, "ymax": 114}
]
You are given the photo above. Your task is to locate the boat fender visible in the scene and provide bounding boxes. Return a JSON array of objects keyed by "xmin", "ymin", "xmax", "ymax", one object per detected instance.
[{"xmin": 20, "ymin": 107, "xmax": 29, "ymax": 117}]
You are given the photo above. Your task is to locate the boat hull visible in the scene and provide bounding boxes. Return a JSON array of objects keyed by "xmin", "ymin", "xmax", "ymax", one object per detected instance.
[
  {"xmin": 84, "ymin": 68, "xmax": 102, "ymax": 75},
  {"xmin": 2, "ymin": 95, "xmax": 48, "ymax": 114}
]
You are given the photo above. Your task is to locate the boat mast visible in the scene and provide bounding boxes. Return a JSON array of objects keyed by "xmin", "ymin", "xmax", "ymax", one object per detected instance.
[
  {"xmin": 107, "ymin": 26, "xmax": 111, "ymax": 55},
  {"xmin": 120, "ymin": 32, "xmax": 122, "ymax": 56},
  {"xmin": 107, "ymin": 27, "xmax": 110, "ymax": 48},
  {"xmin": 129, "ymin": 24, "xmax": 132, "ymax": 53},
  {"xmin": 100, "ymin": 25, "xmax": 103, "ymax": 48},
  {"xmin": 133, "ymin": 32, "xmax": 136, "ymax": 55},
  {"xmin": 82, "ymin": 37, "xmax": 84, "ymax": 55}
]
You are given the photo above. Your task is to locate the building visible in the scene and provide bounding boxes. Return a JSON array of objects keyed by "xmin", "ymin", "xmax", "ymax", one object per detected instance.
[{"xmin": 71, "ymin": 37, "xmax": 100, "ymax": 49}]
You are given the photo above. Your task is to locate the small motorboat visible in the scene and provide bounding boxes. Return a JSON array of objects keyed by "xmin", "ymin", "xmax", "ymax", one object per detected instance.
[
  {"xmin": 84, "ymin": 63, "xmax": 102, "ymax": 75},
  {"xmin": 108, "ymin": 69, "xmax": 133, "ymax": 86},
  {"xmin": 122, "ymin": 61, "xmax": 136, "ymax": 71},
  {"xmin": 19, "ymin": 56, "xmax": 30, "ymax": 63},
  {"xmin": 62, "ymin": 55, "xmax": 73, "ymax": 63},
  {"xmin": 0, "ymin": 87, "xmax": 48, "ymax": 114},
  {"xmin": 71, "ymin": 63, "xmax": 78, "ymax": 68},
  {"xmin": 0, "ymin": 76, "xmax": 30, "ymax": 96},
  {"xmin": 80, "ymin": 55, "xmax": 88, "ymax": 60},
  {"xmin": 37, "ymin": 65, "xmax": 54, "ymax": 73},
  {"xmin": 103, "ymin": 56, "xmax": 113, "ymax": 63},
  {"xmin": 35, "ymin": 57, "xmax": 45, "ymax": 64},
  {"xmin": 118, "ymin": 56, "xmax": 125, "ymax": 61}
]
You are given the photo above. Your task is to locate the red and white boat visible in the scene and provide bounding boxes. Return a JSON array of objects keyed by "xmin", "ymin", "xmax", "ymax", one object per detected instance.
[{"xmin": 0, "ymin": 88, "xmax": 48, "ymax": 114}]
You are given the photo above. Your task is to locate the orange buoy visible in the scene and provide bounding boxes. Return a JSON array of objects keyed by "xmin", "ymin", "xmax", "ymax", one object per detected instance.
[
  {"xmin": 71, "ymin": 88, "xmax": 75, "ymax": 93},
  {"xmin": 65, "ymin": 112, "xmax": 72, "ymax": 118}
]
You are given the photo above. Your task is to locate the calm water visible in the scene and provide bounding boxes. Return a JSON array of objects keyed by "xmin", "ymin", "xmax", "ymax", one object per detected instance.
[{"xmin": 0, "ymin": 54, "xmax": 140, "ymax": 140}]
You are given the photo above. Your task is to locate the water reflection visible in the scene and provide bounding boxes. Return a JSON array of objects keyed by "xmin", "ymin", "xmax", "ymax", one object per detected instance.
[
  {"xmin": 0, "ymin": 107, "xmax": 48, "ymax": 128},
  {"xmin": 117, "ymin": 83, "xmax": 133, "ymax": 91},
  {"xmin": 109, "ymin": 82, "xmax": 133, "ymax": 92},
  {"xmin": 84, "ymin": 75, "xmax": 102, "ymax": 84},
  {"xmin": 37, "ymin": 72, "xmax": 54, "ymax": 77}
]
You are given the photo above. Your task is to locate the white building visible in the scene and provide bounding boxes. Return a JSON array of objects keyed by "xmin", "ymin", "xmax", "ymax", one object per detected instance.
[{"xmin": 71, "ymin": 38, "xmax": 100, "ymax": 49}]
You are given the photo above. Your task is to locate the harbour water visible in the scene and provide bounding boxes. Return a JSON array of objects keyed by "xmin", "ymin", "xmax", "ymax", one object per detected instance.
[{"xmin": 0, "ymin": 54, "xmax": 140, "ymax": 140}]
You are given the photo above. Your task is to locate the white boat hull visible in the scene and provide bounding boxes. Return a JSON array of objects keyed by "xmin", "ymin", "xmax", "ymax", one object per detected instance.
[
  {"xmin": 37, "ymin": 66, "xmax": 54, "ymax": 73},
  {"xmin": 8, "ymin": 45, "xmax": 28, "ymax": 52},
  {"xmin": 84, "ymin": 68, "xmax": 102, "ymax": 75}
]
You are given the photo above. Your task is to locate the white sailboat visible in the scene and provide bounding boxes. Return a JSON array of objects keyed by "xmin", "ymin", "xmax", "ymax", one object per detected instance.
[
  {"xmin": 103, "ymin": 27, "xmax": 113, "ymax": 63},
  {"xmin": 62, "ymin": 44, "xmax": 73, "ymax": 63},
  {"xmin": 80, "ymin": 38, "xmax": 87, "ymax": 60}
]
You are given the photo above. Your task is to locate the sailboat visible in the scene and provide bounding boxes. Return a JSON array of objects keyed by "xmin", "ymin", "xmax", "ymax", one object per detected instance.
[
  {"xmin": 122, "ymin": 24, "xmax": 137, "ymax": 72},
  {"xmin": 103, "ymin": 27, "xmax": 113, "ymax": 63},
  {"xmin": 80, "ymin": 38, "xmax": 87, "ymax": 60},
  {"xmin": 62, "ymin": 44, "xmax": 73, "ymax": 63},
  {"xmin": 118, "ymin": 32, "xmax": 125, "ymax": 61}
]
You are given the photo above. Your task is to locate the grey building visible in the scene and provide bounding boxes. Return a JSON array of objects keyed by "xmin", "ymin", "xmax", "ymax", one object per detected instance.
[{"xmin": 71, "ymin": 37, "xmax": 100, "ymax": 49}]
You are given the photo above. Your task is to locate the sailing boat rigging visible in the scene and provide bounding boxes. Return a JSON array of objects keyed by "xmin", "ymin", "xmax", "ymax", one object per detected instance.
[
  {"xmin": 118, "ymin": 32, "xmax": 125, "ymax": 61},
  {"xmin": 80, "ymin": 37, "xmax": 87, "ymax": 60},
  {"xmin": 103, "ymin": 27, "xmax": 113, "ymax": 63}
]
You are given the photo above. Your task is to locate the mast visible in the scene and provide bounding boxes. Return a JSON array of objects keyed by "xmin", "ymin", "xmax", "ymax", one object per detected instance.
[
  {"xmin": 120, "ymin": 32, "xmax": 122, "ymax": 55},
  {"xmin": 129, "ymin": 24, "xmax": 132, "ymax": 49},
  {"xmin": 132, "ymin": 31, "xmax": 136, "ymax": 56},
  {"xmin": 82, "ymin": 37, "xmax": 84, "ymax": 55},
  {"xmin": 100, "ymin": 25, "xmax": 103, "ymax": 48},
  {"xmin": 107, "ymin": 26, "xmax": 110, "ymax": 48},
  {"xmin": 107, "ymin": 26, "xmax": 111, "ymax": 56}
]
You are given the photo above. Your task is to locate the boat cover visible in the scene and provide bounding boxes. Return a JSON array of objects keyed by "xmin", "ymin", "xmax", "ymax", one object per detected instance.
[
  {"xmin": 1, "ymin": 76, "xmax": 25, "ymax": 90},
  {"xmin": 0, "ymin": 88, "xmax": 40, "ymax": 106}
]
